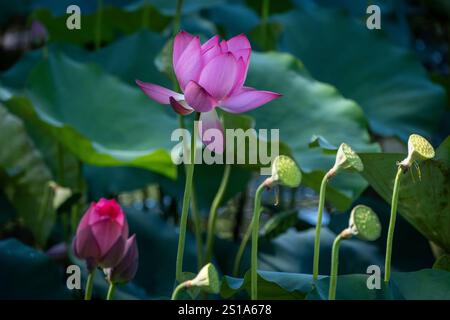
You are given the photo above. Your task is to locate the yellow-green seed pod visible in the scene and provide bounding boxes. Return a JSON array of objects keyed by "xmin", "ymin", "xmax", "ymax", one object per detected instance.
[
  {"xmin": 349, "ymin": 205, "xmax": 381, "ymax": 241},
  {"xmin": 400, "ymin": 134, "xmax": 435, "ymax": 168},
  {"xmin": 270, "ymin": 155, "xmax": 302, "ymax": 188},
  {"xmin": 332, "ymin": 143, "xmax": 364, "ymax": 173},
  {"xmin": 190, "ymin": 263, "xmax": 220, "ymax": 294}
]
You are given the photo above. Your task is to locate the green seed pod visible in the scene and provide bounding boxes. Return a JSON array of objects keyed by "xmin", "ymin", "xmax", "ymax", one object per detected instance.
[
  {"xmin": 332, "ymin": 143, "xmax": 364, "ymax": 174},
  {"xmin": 400, "ymin": 134, "xmax": 435, "ymax": 168},
  {"xmin": 270, "ymin": 155, "xmax": 302, "ymax": 188},
  {"xmin": 190, "ymin": 263, "xmax": 220, "ymax": 294},
  {"xmin": 349, "ymin": 205, "xmax": 381, "ymax": 241}
]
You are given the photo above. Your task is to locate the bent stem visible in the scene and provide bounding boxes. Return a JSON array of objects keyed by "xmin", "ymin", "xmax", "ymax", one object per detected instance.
[
  {"xmin": 84, "ymin": 269, "xmax": 96, "ymax": 300},
  {"xmin": 205, "ymin": 164, "xmax": 231, "ymax": 264},
  {"xmin": 251, "ymin": 182, "xmax": 267, "ymax": 300},
  {"xmin": 106, "ymin": 283, "xmax": 115, "ymax": 300},
  {"xmin": 313, "ymin": 170, "xmax": 333, "ymax": 282},
  {"xmin": 171, "ymin": 281, "xmax": 189, "ymax": 300},
  {"xmin": 233, "ymin": 215, "xmax": 255, "ymax": 277},
  {"xmin": 175, "ymin": 117, "xmax": 197, "ymax": 282},
  {"xmin": 384, "ymin": 166, "xmax": 403, "ymax": 283},
  {"xmin": 329, "ymin": 232, "xmax": 345, "ymax": 300}
]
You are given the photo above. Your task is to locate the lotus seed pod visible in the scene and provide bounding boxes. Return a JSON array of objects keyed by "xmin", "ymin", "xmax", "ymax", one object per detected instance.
[
  {"xmin": 332, "ymin": 143, "xmax": 364, "ymax": 173},
  {"xmin": 349, "ymin": 205, "xmax": 381, "ymax": 241},
  {"xmin": 190, "ymin": 263, "xmax": 220, "ymax": 294},
  {"xmin": 400, "ymin": 134, "xmax": 435, "ymax": 168},
  {"xmin": 270, "ymin": 155, "xmax": 302, "ymax": 188}
]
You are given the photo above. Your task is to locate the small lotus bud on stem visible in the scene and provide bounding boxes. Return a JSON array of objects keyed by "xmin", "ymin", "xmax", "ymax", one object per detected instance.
[
  {"xmin": 269, "ymin": 155, "xmax": 302, "ymax": 188},
  {"xmin": 72, "ymin": 198, "xmax": 130, "ymax": 300},
  {"xmin": 313, "ymin": 143, "xmax": 363, "ymax": 282},
  {"xmin": 329, "ymin": 205, "xmax": 381, "ymax": 300},
  {"xmin": 250, "ymin": 156, "xmax": 301, "ymax": 300},
  {"xmin": 171, "ymin": 263, "xmax": 220, "ymax": 300},
  {"xmin": 398, "ymin": 134, "xmax": 435, "ymax": 169},
  {"xmin": 385, "ymin": 134, "xmax": 434, "ymax": 284}
]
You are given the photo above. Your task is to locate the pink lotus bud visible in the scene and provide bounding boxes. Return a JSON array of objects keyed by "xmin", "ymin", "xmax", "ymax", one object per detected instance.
[
  {"xmin": 107, "ymin": 235, "xmax": 139, "ymax": 284},
  {"xmin": 73, "ymin": 198, "xmax": 129, "ymax": 270}
]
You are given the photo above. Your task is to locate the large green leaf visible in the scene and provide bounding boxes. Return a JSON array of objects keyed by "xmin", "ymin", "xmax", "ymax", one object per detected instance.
[
  {"xmin": 389, "ymin": 269, "xmax": 450, "ymax": 299},
  {"xmin": 30, "ymin": 0, "xmax": 223, "ymax": 16},
  {"xmin": 307, "ymin": 269, "xmax": 450, "ymax": 300},
  {"xmin": 221, "ymin": 270, "xmax": 316, "ymax": 300},
  {"xmin": 32, "ymin": 6, "xmax": 171, "ymax": 46},
  {"xmin": 275, "ymin": 7, "xmax": 446, "ymax": 139},
  {"xmin": 0, "ymin": 238, "xmax": 70, "ymax": 299},
  {"xmin": 0, "ymin": 104, "xmax": 54, "ymax": 246},
  {"xmin": 307, "ymin": 274, "xmax": 390, "ymax": 300},
  {"xmin": 359, "ymin": 144, "xmax": 450, "ymax": 252},
  {"xmin": 5, "ymin": 52, "xmax": 178, "ymax": 178},
  {"xmin": 258, "ymin": 228, "xmax": 383, "ymax": 276},
  {"xmin": 246, "ymin": 52, "xmax": 379, "ymax": 210}
]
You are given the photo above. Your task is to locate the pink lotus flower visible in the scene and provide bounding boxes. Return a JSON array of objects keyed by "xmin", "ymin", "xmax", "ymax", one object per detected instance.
[
  {"xmin": 73, "ymin": 198, "xmax": 129, "ymax": 270},
  {"xmin": 136, "ymin": 31, "xmax": 281, "ymax": 151},
  {"xmin": 106, "ymin": 234, "xmax": 139, "ymax": 284}
]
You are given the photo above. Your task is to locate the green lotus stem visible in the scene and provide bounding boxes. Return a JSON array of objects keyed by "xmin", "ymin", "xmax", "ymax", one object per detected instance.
[
  {"xmin": 171, "ymin": 0, "xmax": 193, "ymax": 282},
  {"xmin": 384, "ymin": 166, "xmax": 403, "ymax": 283},
  {"xmin": 233, "ymin": 215, "xmax": 255, "ymax": 277},
  {"xmin": 95, "ymin": 0, "xmax": 103, "ymax": 50},
  {"xmin": 329, "ymin": 232, "xmax": 344, "ymax": 300},
  {"xmin": 173, "ymin": 0, "xmax": 184, "ymax": 34},
  {"xmin": 251, "ymin": 182, "xmax": 267, "ymax": 300},
  {"xmin": 205, "ymin": 164, "xmax": 231, "ymax": 264},
  {"xmin": 313, "ymin": 170, "xmax": 333, "ymax": 282},
  {"xmin": 175, "ymin": 117, "xmax": 197, "ymax": 282},
  {"xmin": 178, "ymin": 115, "xmax": 203, "ymax": 271},
  {"xmin": 84, "ymin": 269, "xmax": 96, "ymax": 300},
  {"xmin": 190, "ymin": 188, "xmax": 204, "ymax": 270},
  {"xmin": 106, "ymin": 283, "xmax": 115, "ymax": 300},
  {"xmin": 171, "ymin": 281, "xmax": 189, "ymax": 300}
]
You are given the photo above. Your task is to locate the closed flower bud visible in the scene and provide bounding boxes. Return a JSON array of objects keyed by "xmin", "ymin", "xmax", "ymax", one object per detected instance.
[
  {"xmin": 107, "ymin": 235, "xmax": 139, "ymax": 284},
  {"xmin": 269, "ymin": 155, "xmax": 302, "ymax": 188},
  {"xmin": 190, "ymin": 263, "xmax": 220, "ymax": 294},
  {"xmin": 73, "ymin": 198, "xmax": 128, "ymax": 270},
  {"xmin": 399, "ymin": 134, "xmax": 435, "ymax": 168},
  {"xmin": 331, "ymin": 143, "xmax": 363, "ymax": 174}
]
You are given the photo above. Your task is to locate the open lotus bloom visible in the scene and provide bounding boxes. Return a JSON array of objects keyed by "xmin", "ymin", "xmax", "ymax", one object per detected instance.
[{"xmin": 136, "ymin": 31, "xmax": 281, "ymax": 152}]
